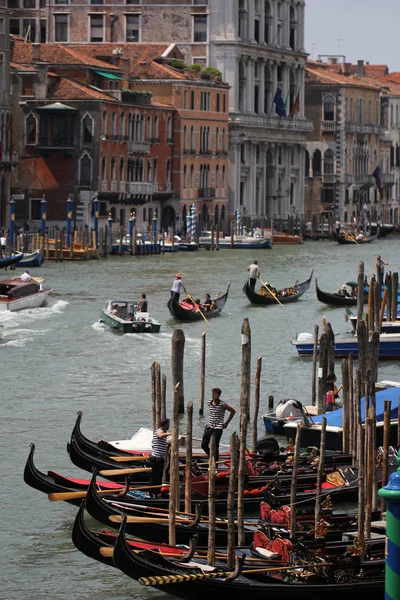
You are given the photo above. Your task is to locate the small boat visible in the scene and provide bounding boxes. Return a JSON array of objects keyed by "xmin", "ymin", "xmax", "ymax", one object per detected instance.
[
  {"xmin": 199, "ymin": 229, "xmax": 272, "ymax": 250},
  {"xmin": 334, "ymin": 231, "xmax": 376, "ymax": 244},
  {"xmin": 100, "ymin": 300, "xmax": 161, "ymax": 333},
  {"xmin": 0, "ymin": 277, "xmax": 51, "ymax": 311},
  {"xmin": 347, "ymin": 310, "xmax": 400, "ymax": 335},
  {"xmin": 262, "ymin": 399, "xmax": 306, "ymax": 435},
  {"xmin": 179, "ymin": 240, "xmax": 199, "ymax": 252},
  {"xmin": 15, "ymin": 249, "xmax": 42, "ymax": 268},
  {"xmin": 167, "ymin": 283, "xmax": 230, "ymax": 322},
  {"xmin": 292, "ymin": 331, "xmax": 400, "ymax": 359},
  {"xmin": 243, "ymin": 271, "xmax": 313, "ymax": 305},
  {"xmin": 315, "ymin": 279, "xmax": 368, "ymax": 307},
  {"xmin": 0, "ymin": 251, "xmax": 23, "ymax": 269}
]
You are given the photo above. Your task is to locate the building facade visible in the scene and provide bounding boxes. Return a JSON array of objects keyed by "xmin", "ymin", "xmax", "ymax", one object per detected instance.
[
  {"xmin": 6, "ymin": 0, "xmax": 312, "ymax": 221},
  {"xmin": 304, "ymin": 58, "xmax": 398, "ymax": 225},
  {"xmin": 0, "ymin": 2, "xmax": 17, "ymax": 229}
]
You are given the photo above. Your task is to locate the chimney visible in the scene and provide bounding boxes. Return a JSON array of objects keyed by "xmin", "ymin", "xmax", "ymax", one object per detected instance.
[
  {"xmin": 32, "ymin": 43, "xmax": 40, "ymax": 62},
  {"xmin": 340, "ymin": 62, "xmax": 351, "ymax": 76},
  {"xmin": 327, "ymin": 57, "xmax": 338, "ymax": 65},
  {"xmin": 356, "ymin": 59, "xmax": 365, "ymax": 76}
]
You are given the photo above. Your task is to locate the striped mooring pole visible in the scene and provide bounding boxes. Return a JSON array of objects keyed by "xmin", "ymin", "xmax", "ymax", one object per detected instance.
[
  {"xmin": 378, "ymin": 455, "xmax": 400, "ymax": 600},
  {"xmin": 190, "ymin": 204, "xmax": 196, "ymax": 240}
]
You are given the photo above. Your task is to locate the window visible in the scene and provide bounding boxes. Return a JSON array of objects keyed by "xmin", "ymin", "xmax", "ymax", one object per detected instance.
[
  {"xmin": 153, "ymin": 115, "xmax": 159, "ymax": 139},
  {"xmin": 7, "ymin": 0, "xmax": 19, "ymax": 7},
  {"xmin": 23, "ymin": 0, "xmax": 35, "ymax": 7},
  {"xmin": 216, "ymin": 93, "xmax": 220, "ymax": 112},
  {"xmin": 223, "ymin": 94, "xmax": 226, "ymax": 113},
  {"xmin": 81, "ymin": 115, "xmax": 93, "ymax": 146},
  {"xmin": 200, "ymin": 91, "xmax": 210, "ymax": 111},
  {"xmin": 190, "ymin": 125, "xmax": 194, "ymax": 150},
  {"xmin": 102, "ymin": 111, "xmax": 107, "ymax": 135},
  {"xmin": 10, "ymin": 19, "xmax": 20, "ymax": 36},
  {"xmin": 40, "ymin": 18, "xmax": 46, "ymax": 43},
  {"xmin": 110, "ymin": 157, "xmax": 116, "ymax": 181},
  {"xmin": 184, "ymin": 89, "xmax": 188, "ymax": 109},
  {"xmin": 90, "ymin": 14, "xmax": 104, "ymax": 43},
  {"xmin": 193, "ymin": 15, "xmax": 207, "ymax": 42},
  {"xmin": 54, "ymin": 14, "xmax": 68, "ymax": 42},
  {"xmin": 167, "ymin": 115, "xmax": 172, "ymax": 140},
  {"xmin": 183, "ymin": 165, "xmax": 187, "ymax": 188},
  {"xmin": 193, "ymin": 0, "xmax": 208, "ymax": 4},
  {"xmin": 0, "ymin": 18, "xmax": 4, "ymax": 34},
  {"xmin": 22, "ymin": 76, "xmax": 34, "ymax": 96},
  {"xmin": 120, "ymin": 157, "xmax": 125, "ymax": 181},
  {"xmin": 23, "ymin": 19, "xmax": 36, "ymax": 41},
  {"xmin": 54, "ymin": 0, "xmax": 69, "ymax": 3},
  {"xmin": 126, "ymin": 0, "xmax": 140, "ymax": 3},
  {"xmin": 26, "ymin": 114, "xmax": 37, "ymax": 145},
  {"xmin": 30, "ymin": 198, "xmax": 42, "ymax": 220},
  {"xmin": 324, "ymin": 149, "xmax": 334, "ymax": 174},
  {"xmin": 120, "ymin": 112, "xmax": 125, "ymax": 137},
  {"xmin": 101, "ymin": 156, "xmax": 106, "ymax": 180},
  {"xmin": 147, "ymin": 116, "xmax": 152, "ymax": 140},
  {"xmin": 324, "ymin": 95, "xmax": 335, "ymax": 121},
  {"xmin": 91, "ymin": 0, "xmax": 103, "ymax": 4},
  {"xmin": 0, "ymin": 54, "xmax": 3, "ymax": 92},
  {"xmin": 79, "ymin": 154, "xmax": 92, "ymax": 187},
  {"xmin": 126, "ymin": 14, "xmax": 139, "ymax": 42},
  {"xmin": 190, "ymin": 90, "xmax": 195, "ymax": 110},
  {"xmin": 112, "ymin": 112, "xmax": 117, "ymax": 137}
]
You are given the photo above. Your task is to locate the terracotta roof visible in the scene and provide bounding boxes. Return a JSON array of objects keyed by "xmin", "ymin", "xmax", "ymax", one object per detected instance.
[
  {"xmin": 46, "ymin": 74, "xmax": 118, "ymax": 103},
  {"xmin": 11, "ymin": 40, "xmax": 122, "ymax": 72},
  {"xmin": 306, "ymin": 65, "xmax": 383, "ymax": 90},
  {"xmin": 10, "ymin": 61, "xmax": 37, "ymax": 72}
]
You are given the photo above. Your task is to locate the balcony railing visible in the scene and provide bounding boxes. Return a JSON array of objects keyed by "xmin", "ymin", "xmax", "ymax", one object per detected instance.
[
  {"xmin": 101, "ymin": 181, "xmax": 108, "ymax": 192},
  {"xmin": 110, "ymin": 181, "xmax": 117, "ymax": 192},
  {"xmin": 120, "ymin": 181, "xmax": 126, "ymax": 193},
  {"xmin": 354, "ymin": 174, "xmax": 375, "ymax": 187},
  {"xmin": 321, "ymin": 121, "xmax": 336, "ymax": 132},
  {"xmin": 0, "ymin": 151, "xmax": 18, "ymax": 167},
  {"xmin": 127, "ymin": 182, "xmax": 154, "ymax": 195},
  {"xmin": 322, "ymin": 173, "xmax": 336, "ymax": 183},
  {"xmin": 198, "ymin": 187, "xmax": 216, "ymax": 199},
  {"xmin": 37, "ymin": 137, "xmax": 74, "ymax": 149},
  {"xmin": 127, "ymin": 140, "xmax": 151, "ymax": 154},
  {"xmin": 229, "ymin": 114, "xmax": 313, "ymax": 132},
  {"xmin": 382, "ymin": 173, "xmax": 396, "ymax": 186}
]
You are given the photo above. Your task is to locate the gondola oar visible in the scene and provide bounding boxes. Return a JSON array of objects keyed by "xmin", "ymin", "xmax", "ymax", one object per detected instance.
[
  {"xmin": 343, "ymin": 231, "xmax": 359, "ymax": 245},
  {"xmin": 48, "ymin": 483, "xmax": 165, "ymax": 502},
  {"xmin": 184, "ymin": 291, "xmax": 209, "ymax": 323},
  {"xmin": 99, "ymin": 466, "xmax": 152, "ymax": 477},
  {"xmin": 258, "ymin": 278, "xmax": 284, "ymax": 307}
]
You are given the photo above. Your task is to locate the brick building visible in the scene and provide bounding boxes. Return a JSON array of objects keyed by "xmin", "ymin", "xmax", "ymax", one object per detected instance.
[
  {"xmin": 304, "ymin": 57, "xmax": 397, "ymax": 225},
  {"xmin": 0, "ymin": 2, "xmax": 17, "ymax": 229},
  {"xmin": 10, "ymin": 39, "xmax": 174, "ymax": 231}
]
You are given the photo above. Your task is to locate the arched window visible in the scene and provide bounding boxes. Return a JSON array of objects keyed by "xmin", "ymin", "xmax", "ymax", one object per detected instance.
[
  {"xmin": 324, "ymin": 149, "xmax": 334, "ymax": 174},
  {"xmin": 112, "ymin": 112, "xmax": 117, "ymax": 137},
  {"xmin": 215, "ymin": 165, "xmax": 219, "ymax": 188},
  {"xmin": 81, "ymin": 114, "xmax": 93, "ymax": 146},
  {"xmin": 119, "ymin": 157, "xmax": 125, "ymax": 182},
  {"xmin": 26, "ymin": 113, "xmax": 37, "ymax": 145},
  {"xmin": 289, "ymin": 5, "xmax": 296, "ymax": 50},
  {"xmin": 323, "ymin": 95, "xmax": 335, "ymax": 121},
  {"xmin": 190, "ymin": 164, "xmax": 194, "ymax": 188},
  {"xmin": 0, "ymin": 54, "xmax": 4, "ymax": 92},
  {"xmin": 147, "ymin": 160, "xmax": 151, "ymax": 182},
  {"xmin": 166, "ymin": 158, "xmax": 171, "ymax": 183},
  {"xmin": 102, "ymin": 111, "xmax": 107, "ymax": 135},
  {"xmin": 167, "ymin": 115, "xmax": 172, "ymax": 140},
  {"xmin": 183, "ymin": 125, "xmax": 187, "ymax": 152},
  {"xmin": 101, "ymin": 156, "xmax": 106, "ymax": 180},
  {"xmin": 264, "ymin": 0, "xmax": 272, "ymax": 44},
  {"xmin": 222, "ymin": 165, "xmax": 226, "ymax": 188},
  {"xmin": 183, "ymin": 164, "xmax": 187, "ymax": 188},
  {"xmin": 120, "ymin": 112, "xmax": 125, "ymax": 138},
  {"xmin": 79, "ymin": 154, "xmax": 92, "ymax": 187},
  {"xmin": 350, "ymin": 98, "xmax": 353, "ymax": 122},
  {"xmin": 147, "ymin": 116, "xmax": 152, "ymax": 140},
  {"xmin": 154, "ymin": 116, "xmax": 159, "ymax": 139},
  {"xmin": 190, "ymin": 125, "xmax": 195, "ymax": 150},
  {"xmin": 304, "ymin": 150, "xmax": 310, "ymax": 176},
  {"xmin": 216, "ymin": 127, "xmax": 219, "ymax": 153},
  {"xmin": 222, "ymin": 127, "xmax": 226, "ymax": 152},
  {"xmin": 110, "ymin": 157, "xmax": 116, "ymax": 181},
  {"xmin": 312, "ymin": 149, "xmax": 321, "ymax": 177}
]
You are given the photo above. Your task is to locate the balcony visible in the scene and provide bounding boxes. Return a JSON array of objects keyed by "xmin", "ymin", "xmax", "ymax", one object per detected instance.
[
  {"xmin": 189, "ymin": 149, "xmax": 197, "ymax": 155},
  {"xmin": 37, "ymin": 137, "xmax": 74, "ymax": 150},
  {"xmin": 321, "ymin": 121, "xmax": 336, "ymax": 133},
  {"xmin": 120, "ymin": 135, "xmax": 129, "ymax": 142},
  {"xmin": 380, "ymin": 130, "xmax": 392, "ymax": 143},
  {"xmin": 111, "ymin": 135, "xmax": 119, "ymax": 142},
  {"xmin": 101, "ymin": 181, "xmax": 108, "ymax": 192},
  {"xmin": 199, "ymin": 149, "xmax": 212, "ymax": 156},
  {"xmin": 382, "ymin": 173, "xmax": 396, "ymax": 187},
  {"xmin": 345, "ymin": 174, "xmax": 354, "ymax": 185},
  {"xmin": 0, "ymin": 151, "xmax": 18, "ymax": 169},
  {"xmin": 322, "ymin": 173, "xmax": 336, "ymax": 183},
  {"xmin": 198, "ymin": 187, "xmax": 216, "ymax": 199},
  {"xmin": 229, "ymin": 114, "xmax": 313, "ymax": 133},
  {"xmin": 127, "ymin": 140, "xmax": 151, "ymax": 154},
  {"xmin": 354, "ymin": 174, "xmax": 375, "ymax": 187},
  {"xmin": 127, "ymin": 182, "xmax": 154, "ymax": 195},
  {"xmin": 150, "ymin": 137, "xmax": 161, "ymax": 144}
]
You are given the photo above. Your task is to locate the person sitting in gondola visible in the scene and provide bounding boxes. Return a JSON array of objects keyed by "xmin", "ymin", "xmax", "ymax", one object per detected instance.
[
  {"xmin": 337, "ymin": 284, "xmax": 350, "ymax": 297},
  {"xmin": 194, "ymin": 298, "xmax": 202, "ymax": 311},
  {"xmin": 356, "ymin": 231, "xmax": 365, "ymax": 241},
  {"xmin": 202, "ymin": 293, "xmax": 213, "ymax": 310}
]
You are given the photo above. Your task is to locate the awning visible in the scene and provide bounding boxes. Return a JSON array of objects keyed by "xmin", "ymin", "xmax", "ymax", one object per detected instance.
[{"xmin": 94, "ymin": 70, "xmax": 124, "ymax": 80}]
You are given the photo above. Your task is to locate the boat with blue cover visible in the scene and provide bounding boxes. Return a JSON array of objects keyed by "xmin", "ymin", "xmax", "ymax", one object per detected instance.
[{"xmin": 292, "ymin": 331, "xmax": 400, "ymax": 359}]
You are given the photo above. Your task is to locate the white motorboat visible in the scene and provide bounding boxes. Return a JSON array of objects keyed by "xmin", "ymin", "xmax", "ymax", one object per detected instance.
[{"xmin": 0, "ymin": 278, "xmax": 52, "ymax": 312}]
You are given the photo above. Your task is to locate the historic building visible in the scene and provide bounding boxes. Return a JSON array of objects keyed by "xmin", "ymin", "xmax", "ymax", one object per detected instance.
[
  {"xmin": 304, "ymin": 57, "xmax": 398, "ymax": 225},
  {"xmin": 6, "ymin": 0, "xmax": 311, "ymax": 221},
  {"xmin": 10, "ymin": 40, "xmax": 174, "ymax": 231},
  {"xmin": 0, "ymin": 2, "xmax": 17, "ymax": 229}
]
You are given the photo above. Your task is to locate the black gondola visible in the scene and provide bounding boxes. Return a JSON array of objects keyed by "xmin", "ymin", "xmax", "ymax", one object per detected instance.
[
  {"xmin": 243, "ymin": 271, "xmax": 313, "ymax": 305},
  {"xmin": 111, "ymin": 516, "xmax": 385, "ymax": 600},
  {"xmin": 167, "ymin": 283, "xmax": 230, "ymax": 321},
  {"xmin": 315, "ymin": 278, "xmax": 368, "ymax": 307},
  {"xmin": 334, "ymin": 232, "xmax": 376, "ymax": 244},
  {"xmin": 0, "ymin": 251, "xmax": 23, "ymax": 269}
]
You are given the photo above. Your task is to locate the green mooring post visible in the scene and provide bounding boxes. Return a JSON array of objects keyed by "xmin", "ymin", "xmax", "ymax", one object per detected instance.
[{"xmin": 378, "ymin": 455, "xmax": 400, "ymax": 600}]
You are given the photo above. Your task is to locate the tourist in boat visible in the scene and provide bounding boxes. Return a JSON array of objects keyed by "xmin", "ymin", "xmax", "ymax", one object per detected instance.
[
  {"xmin": 20, "ymin": 269, "xmax": 32, "ymax": 282},
  {"xmin": 110, "ymin": 304, "xmax": 122, "ymax": 317},
  {"xmin": 170, "ymin": 273, "xmax": 186, "ymax": 302},
  {"xmin": 201, "ymin": 388, "xmax": 236, "ymax": 462},
  {"xmin": 247, "ymin": 260, "xmax": 260, "ymax": 290},
  {"xmin": 337, "ymin": 284, "xmax": 350, "ymax": 297},
  {"xmin": 137, "ymin": 293, "xmax": 148, "ymax": 312},
  {"xmin": 356, "ymin": 231, "xmax": 365, "ymax": 241},
  {"xmin": 202, "ymin": 293, "xmax": 213, "ymax": 310},
  {"xmin": 149, "ymin": 417, "xmax": 171, "ymax": 491}
]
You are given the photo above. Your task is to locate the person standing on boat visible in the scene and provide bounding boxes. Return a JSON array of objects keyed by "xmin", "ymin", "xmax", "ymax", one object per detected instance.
[
  {"xmin": 247, "ymin": 260, "xmax": 260, "ymax": 291},
  {"xmin": 376, "ymin": 255, "xmax": 388, "ymax": 286},
  {"xmin": 138, "ymin": 293, "xmax": 148, "ymax": 312},
  {"xmin": 149, "ymin": 417, "xmax": 171, "ymax": 490},
  {"xmin": 170, "ymin": 273, "xmax": 186, "ymax": 302},
  {"xmin": 201, "ymin": 388, "xmax": 236, "ymax": 462}
]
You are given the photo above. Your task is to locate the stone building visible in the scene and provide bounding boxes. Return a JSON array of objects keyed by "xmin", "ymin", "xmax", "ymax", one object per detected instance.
[
  {"xmin": 6, "ymin": 0, "xmax": 312, "ymax": 221},
  {"xmin": 0, "ymin": 2, "xmax": 17, "ymax": 229},
  {"xmin": 304, "ymin": 57, "xmax": 397, "ymax": 226},
  {"xmin": 10, "ymin": 40, "xmax": 174, "ymax": 231}
]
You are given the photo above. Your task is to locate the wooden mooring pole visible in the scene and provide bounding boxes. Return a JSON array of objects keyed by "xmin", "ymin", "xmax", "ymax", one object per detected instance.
[{"xmin": 171, "ymin": 329, "xmax": 185, "ymax": 413}]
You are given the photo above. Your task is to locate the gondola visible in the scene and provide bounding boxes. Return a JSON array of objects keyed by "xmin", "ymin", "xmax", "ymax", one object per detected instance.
[
  {"xmin": 334, "ymin": 231, "xmax": 376, "ymax": 244},
  {"xmin": 167, "ymin": 283, "xmax": 230, "ymax": 321},
  {"xmin": 111, "ymin": 517, "xmax": 385, "ymax": 600},
  {"xmin": 243, "ymin": 270, "xmax": 313, "ymax": 305},
  {"xmin": 0, "ymin": 251, "xmax": 23, "ymax": 269},
  {"xmin": 315, "ymin": 278, "xmax": 368, "ymax": 307}
]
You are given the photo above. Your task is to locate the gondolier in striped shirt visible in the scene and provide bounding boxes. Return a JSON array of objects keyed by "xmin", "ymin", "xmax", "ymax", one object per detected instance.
[
  {"xmin": 149, "ymin": 417, "xmax": 171, "ymax": 489},
  {"xmin": 201, "ymin": 388, "xmax": 236, "ymax": 462}
]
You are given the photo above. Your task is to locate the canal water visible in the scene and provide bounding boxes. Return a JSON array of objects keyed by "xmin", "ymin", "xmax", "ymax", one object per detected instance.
[{"xmin": 2, "ymin": 235, "xmax": 400, "ymax": 600}]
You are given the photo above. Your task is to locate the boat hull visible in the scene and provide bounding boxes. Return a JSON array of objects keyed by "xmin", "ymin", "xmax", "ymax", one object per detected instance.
[
  {"xmin": 100, "ymin": 311, "xmax": 161, "ymax": 333},
  {"xmin": 0, "ymin": 252, "xmax": 24, "ymax": 269},
  {"xmin": 15, "ymin": 250, "xmax": 42, "ymax": 268},
  {"xmin": 292, "ymin": 335, "xmax": 400, "ymax": 359},
  {"xmin": 0, "ymin": 289, "xmax": 50, "ymax": 311},
  {"xmin": 243, "ymin": 271, "xmax": 313, "ymax": 305}
]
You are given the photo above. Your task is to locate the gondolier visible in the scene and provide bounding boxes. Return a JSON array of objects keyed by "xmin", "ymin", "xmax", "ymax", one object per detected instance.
[
  {"xmin": 170, "ymin": 273, "xmax": 186, "ymax": 302},
  {"xmin": 149, "ymin": 417, "xmax": 171, "ymax": 489},
  {"xmin": 247, "ymin": 260, "xmax": 260, "ymax": 290},
  {"xmin": 201, "ymin": 388, "xmax": 235, "ymax": 462}
]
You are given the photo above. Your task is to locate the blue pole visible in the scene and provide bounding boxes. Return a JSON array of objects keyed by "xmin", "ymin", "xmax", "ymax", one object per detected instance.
[
  {"xmin": 107, "ymin": 213, "xmax": 113, "ymax": 254},
  {"xmin": 93, "ymin": 195, "xmax": 99, "ymax": 249},
  {"xmin": 66, "ymin": 194, "xmax": 73, "ymax": 247},
  {"xmin": 40, "ymin": 195, "xmax": 47, "ymax": 236},
  {"xmin": 129, "ymin": 210, "xmax": 136, "ymax": 253},
  {"xmin": 378, "ymin": 455, "xmax": 400, "ymax": 600},
  {"xmin": 9, "ymin": 196, "xmax": 15, "ymax": 249}
]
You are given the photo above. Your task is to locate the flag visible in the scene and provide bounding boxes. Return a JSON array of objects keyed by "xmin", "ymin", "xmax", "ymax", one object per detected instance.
[
  {"xmin": 273, "ymin": 87, "xmax": 287, "ymax": 118},
  {"xmin": 289, "ymin": 92, "xmax": 301, "ymax": 118},
  {"xmin": 372, "ymin": 165, "xmax": 382, "ymax": 188}
]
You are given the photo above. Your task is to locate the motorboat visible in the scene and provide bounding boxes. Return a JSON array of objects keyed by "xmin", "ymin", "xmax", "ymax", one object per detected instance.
[
  {"xmin": 292, "ymin": 331, "xmax": 400, "ymax": 359},
  {"xmin": 0, "ymin": 277, "xmax": 52, "ymax": 311},
  {"xmin": 15, "ymin": 249, "xmax": 42, "ymax": 268},
  {"xmin": 199, "ymin": 228, "xmax": 272, "ymax": 249},
  {"xmin": 100, "ymin": 299, "xmax": 161, "ymax": 333}
]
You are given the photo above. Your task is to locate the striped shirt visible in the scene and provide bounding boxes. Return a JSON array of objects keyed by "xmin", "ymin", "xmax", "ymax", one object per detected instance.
[
  {"xmin": 207, "ymin": 400, "xmax": 228, "ymax": 430},
  {"xmin": 151, "ymin": 428, "xmax": 168, "ymax": 458}
]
